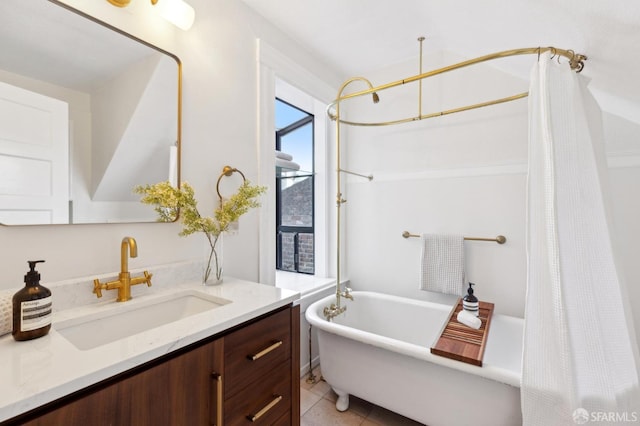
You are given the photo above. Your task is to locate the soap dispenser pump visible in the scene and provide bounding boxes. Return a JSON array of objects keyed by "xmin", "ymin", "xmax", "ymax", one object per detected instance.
[
  {"xmin": 462, "ymin": 282, "xmax": 479, "ymax": 317},
  {"xmin": 12, "ymin": 260, "xmax": 52, "ymax": 341}
]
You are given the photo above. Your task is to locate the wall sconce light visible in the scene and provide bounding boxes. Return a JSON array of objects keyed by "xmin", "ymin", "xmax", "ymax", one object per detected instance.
[
  {"xmin": 151, "ymin": 0, "xmax": 195, "ymax": 31},
  {"xmin": 107, "ymin": 0, "xmax": 195, "ymax": 31}
]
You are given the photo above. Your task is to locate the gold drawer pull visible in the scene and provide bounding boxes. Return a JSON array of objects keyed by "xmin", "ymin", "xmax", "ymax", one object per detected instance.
[
  {"xmin": 211, "ymin": 372, "xmax": 222, "ymax": 426},
  {"xmin": 249, "ymin": 340, "xmax": 283, "ymax": 361},
  {"xmin": 248, "ymin": 395, "xmax": 283, "ymax": 422}
]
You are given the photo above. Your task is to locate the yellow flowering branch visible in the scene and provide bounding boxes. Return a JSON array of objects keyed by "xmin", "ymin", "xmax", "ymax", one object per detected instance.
[{"xmin": 134, "ymin": 180, "xmax": 266, "ymax": 282}]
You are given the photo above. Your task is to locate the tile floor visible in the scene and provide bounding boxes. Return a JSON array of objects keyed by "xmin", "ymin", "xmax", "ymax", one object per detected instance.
[{"xmin": 300, "ymin": 368, "xmax": 425, "ymax": 425}]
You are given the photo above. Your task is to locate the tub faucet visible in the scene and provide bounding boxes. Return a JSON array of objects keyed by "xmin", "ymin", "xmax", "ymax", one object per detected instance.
[
  {"xmin": 323, "ymin": 303, "xmax": 346, "ymax": 321},
  {"xmin": 93, "ymin": 237, "xmax": 152, "ymax": 302},
  {"xmin": 340, "ymin": 287, "xmax": 354, "ymax": 301},
  {"xmin": 324, "ymin": 287, "xmax": 354, "ymax": 320}
]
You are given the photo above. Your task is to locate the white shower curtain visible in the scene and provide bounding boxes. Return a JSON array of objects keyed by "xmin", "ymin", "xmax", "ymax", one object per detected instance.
[{"xmin": 523, "ymin": 52, "xmax": 640, "ymax": 425}]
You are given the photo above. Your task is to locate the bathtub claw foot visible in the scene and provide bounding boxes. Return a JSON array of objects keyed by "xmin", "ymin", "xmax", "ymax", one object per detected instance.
[{"xmin": 333, "ymin": 388, "xmax": 349, "ymax": 411}]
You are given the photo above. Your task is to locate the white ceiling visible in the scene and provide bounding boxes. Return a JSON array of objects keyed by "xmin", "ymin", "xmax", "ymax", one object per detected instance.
[{"xmin": 241, "ymin": 0, "xmax": 640, "ymax": 122}]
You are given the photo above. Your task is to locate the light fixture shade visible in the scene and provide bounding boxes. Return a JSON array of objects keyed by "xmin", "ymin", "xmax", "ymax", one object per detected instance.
[{"xmin": 154, "ymin": 0, "xmax": 195, "ymax": 30}]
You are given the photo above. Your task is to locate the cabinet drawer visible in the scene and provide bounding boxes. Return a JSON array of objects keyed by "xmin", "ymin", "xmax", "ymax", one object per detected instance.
[
  {"xmin": 224, "ymin": 360, "xmax": 291, "ymax": 425},
  {"xmin": 224, "ymin": 308, "xmax": 291, "ymax": 397},
  {"xmin": 272, "ymin": 410, "xmax": 293, "ymax": 426}
]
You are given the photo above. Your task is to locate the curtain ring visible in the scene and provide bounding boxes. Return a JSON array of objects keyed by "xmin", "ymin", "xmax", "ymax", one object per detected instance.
[
  {"xmin": 537, "ymin": 46, "xmax": 541, "ymax": 62},
  {"xmin": 216, "ymin": 166, "xmax": 246, "ymax": 202}
]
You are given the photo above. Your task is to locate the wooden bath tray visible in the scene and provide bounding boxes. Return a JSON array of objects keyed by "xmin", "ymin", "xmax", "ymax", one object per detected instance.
[{"xmin": 430, "ymin": 298, "xmax": 494, "ymax": 366}]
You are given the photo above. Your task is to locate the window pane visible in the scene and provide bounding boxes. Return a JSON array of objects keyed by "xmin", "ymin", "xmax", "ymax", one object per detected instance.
[
  {"xmin": 275, "ymin": 99, "xmax": 308, "ymax": 131},
  {"xmin": 278, "ymin": 232, "xmax": 296, "ymax": 272},
  {"xmin": 297, "ymin": 233, "xmax": 314, "ymax": 274},
  {"xmin": 280, "ymin": 122, "xmax": 313, "ymax": 172},
  {"xmin": 279, "ymin": 175, "xmax": 312, "ymax": 227},
  {"xmin": 276, "ymin": 231, "xmax": 314, "ymax": 274}
]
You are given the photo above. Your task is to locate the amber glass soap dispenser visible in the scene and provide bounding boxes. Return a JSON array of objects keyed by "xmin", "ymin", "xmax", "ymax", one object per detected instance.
[
  {"xmin": 462, "ymin": 282, "xmax": 479, "ymax": 317},
  {"xmin": 13, "ymin": 260, "xmax": 52, "ymax": 341}
]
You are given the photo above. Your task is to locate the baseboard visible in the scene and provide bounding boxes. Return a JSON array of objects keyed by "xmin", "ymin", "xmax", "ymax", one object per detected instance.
[{"xmin": 300, "ymin": 355, "xmax": 321, "ymax": 379}]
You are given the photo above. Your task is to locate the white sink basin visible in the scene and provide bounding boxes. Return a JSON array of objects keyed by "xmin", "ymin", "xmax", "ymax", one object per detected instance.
[{"xmin": 56, "ymin": 290, "xmax": 231, "ymax": 350}]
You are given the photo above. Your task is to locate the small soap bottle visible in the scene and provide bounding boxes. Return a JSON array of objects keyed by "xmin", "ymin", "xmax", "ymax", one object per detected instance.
[
  {"xmin": 462, "ymin": 282, "xmax": 479, "ymax": 317},
  {"xmin": 13, "ymin": 260, "xmax": 52, "ymax": 341}
]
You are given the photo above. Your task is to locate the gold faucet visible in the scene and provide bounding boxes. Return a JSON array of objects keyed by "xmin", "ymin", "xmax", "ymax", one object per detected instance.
[
  {"xmin": 323, "ymin": 287, "xmax": 354, "ymax": 321},
  {"xmin": 93, "ymin": 237, "xmax": 152, "ymax": 302}
]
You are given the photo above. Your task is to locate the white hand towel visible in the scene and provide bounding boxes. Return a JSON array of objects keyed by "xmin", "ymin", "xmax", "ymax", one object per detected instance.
[
  {"xmin": 276, "ymin": 157, "xmax": 300, "ymax": 171},
  {"xmin": 275, "ymin": 150, "xmax": 293, "ymax": 161},
  {"xmin": 457, "ymin": 309, "xmax": 481, "ymax": 329},
  {"xmin": 419, "ymin": 233, "xmax": 465, "ymax": 296}
]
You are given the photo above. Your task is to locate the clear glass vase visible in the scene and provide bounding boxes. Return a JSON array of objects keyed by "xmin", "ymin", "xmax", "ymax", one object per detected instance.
[{"xmin": 203, "ymin": 233, "xmax": 223, "ymax": 286}]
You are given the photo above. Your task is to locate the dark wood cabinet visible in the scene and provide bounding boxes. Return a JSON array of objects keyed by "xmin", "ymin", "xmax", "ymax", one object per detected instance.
[
  {"xmin": 17, "ymin": 338, "xmax": 223, "ymax": 426},
  {"xmin": 125, "ymin": 337, "xmax": 224, "ymax": 425},
  {"xmin": 7, "ymin": 304, "xmax": 299, "ymax": 426},
  {"xmin": 223, "ymin": 306, "xmax": 299, "ymax": 425}
]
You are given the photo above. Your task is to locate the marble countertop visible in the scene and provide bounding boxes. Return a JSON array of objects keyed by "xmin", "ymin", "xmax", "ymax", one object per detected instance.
[{"xmin": 0, "ymin": 277, "xmax": 299, "ymax": 422}]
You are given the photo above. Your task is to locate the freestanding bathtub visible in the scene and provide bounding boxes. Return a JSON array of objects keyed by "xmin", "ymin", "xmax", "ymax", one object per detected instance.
[{"xmin": 306, "ymin": 291, "xmax": 523, "ymax": 426}]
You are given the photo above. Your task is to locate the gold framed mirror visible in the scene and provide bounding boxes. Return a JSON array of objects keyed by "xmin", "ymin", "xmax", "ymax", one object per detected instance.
[{"xmin": 0, "ymin": 0, "xmax": 181, "ymax": 225}]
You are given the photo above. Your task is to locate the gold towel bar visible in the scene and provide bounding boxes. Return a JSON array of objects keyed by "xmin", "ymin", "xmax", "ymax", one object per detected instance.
[{"xmin": 402, "ymin": 231, "xmax": 506, "ymax": 244}]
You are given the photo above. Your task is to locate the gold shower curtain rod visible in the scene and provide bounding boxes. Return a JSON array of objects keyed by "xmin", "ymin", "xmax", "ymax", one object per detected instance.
[
  {"xmin": 327, "ymin": 46, "xmax": 587, "ymax": 127},
  {"xmin": 326, "ymin": 44, "xmax": 584, "ymax": 319}
]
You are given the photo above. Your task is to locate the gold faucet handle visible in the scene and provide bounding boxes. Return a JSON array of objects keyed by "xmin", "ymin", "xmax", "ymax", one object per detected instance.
[
  {"xmin": 93, "ymin": 279, "xmax": 104, "ymax": 298},
  {"xmin": 143, "ymin": 270, "xmax": 152, "ymax": 287},
  {"xmin": 130, "ymin": 271, "xmax": 153, "ymax": 288}
]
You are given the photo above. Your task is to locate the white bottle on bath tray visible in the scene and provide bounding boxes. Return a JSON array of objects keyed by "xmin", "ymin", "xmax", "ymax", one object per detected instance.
[{"xmin": 462, "ymin": 282, "xmax": 479, "ymax": 317}]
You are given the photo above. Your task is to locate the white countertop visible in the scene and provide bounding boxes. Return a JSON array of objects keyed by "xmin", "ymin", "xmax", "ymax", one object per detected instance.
[{"xmin": 0, "ymin": 277, "xmax": 299, "ymax": 422}]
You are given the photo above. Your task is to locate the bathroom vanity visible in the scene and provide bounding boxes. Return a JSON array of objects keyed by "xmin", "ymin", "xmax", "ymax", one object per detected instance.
[{"xmin": 0, "ymin": 276, "xmax": 300, "ymax": 425}]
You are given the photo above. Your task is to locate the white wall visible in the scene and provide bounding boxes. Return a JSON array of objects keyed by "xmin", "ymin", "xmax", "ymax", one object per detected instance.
[
  {"xmin": 342, "ymin": 50, "xmax": 640, "ymax": 341},
  {"xmin": 0, "ymin": 0, "xmax": 340, "ymax": 289}
]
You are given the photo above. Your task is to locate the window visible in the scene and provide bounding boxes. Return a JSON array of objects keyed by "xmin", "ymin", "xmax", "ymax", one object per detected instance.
[{"xmin": 275, "ymin": 98, "xmax": 314, "ymax": 274}]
